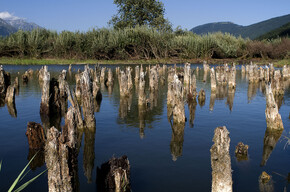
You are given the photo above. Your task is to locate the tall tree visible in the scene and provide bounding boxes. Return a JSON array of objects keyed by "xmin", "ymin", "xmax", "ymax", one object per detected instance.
[{"xmin": 109, "ymin": 0, "xmax": 171, "ymax": 31}]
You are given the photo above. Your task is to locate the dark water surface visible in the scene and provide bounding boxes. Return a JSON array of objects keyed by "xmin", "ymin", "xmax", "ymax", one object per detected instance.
[{"xmin": 0, "ymin": 64, "xmax": 289, "ymax": 192}]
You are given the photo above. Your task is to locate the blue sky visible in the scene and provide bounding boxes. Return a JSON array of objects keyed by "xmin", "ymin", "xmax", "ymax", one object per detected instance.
[{"xmin": 0, "ymin": 0, "xmax": 289, "ymax": 32}]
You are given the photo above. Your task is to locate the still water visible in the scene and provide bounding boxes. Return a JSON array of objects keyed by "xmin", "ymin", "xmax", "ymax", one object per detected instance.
[{"xmin": 0, "ymin": 64, "xmax": 289, "ymax": 192}]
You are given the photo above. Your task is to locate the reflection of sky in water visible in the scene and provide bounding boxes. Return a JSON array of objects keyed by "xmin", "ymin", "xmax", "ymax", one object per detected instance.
[{"xmin": 0, "ymin": 64, "xmax": 289, "ymax": 192}]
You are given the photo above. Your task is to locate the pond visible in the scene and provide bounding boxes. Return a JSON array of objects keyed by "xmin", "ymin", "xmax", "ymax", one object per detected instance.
[{"xmin": 0, "ymin": 64, "xmax": 289, "ymax": 192}]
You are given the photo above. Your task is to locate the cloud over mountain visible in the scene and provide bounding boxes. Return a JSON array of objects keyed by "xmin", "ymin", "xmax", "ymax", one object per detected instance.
[{"xmin": 0, "ymin": 11, "xmax": 22, "ymax": 20}]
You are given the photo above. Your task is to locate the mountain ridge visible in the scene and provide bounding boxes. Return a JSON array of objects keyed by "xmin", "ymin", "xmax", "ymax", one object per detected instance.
[
  {"xmin": 190, "ymin": 14, "xmax": 290, "ymax": 39},
  {"xmin": 0, "ymin": 13, "xmax": 42, "ymax": 37}
]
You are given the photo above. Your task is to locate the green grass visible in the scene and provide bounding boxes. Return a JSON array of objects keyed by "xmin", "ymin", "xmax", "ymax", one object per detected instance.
[
  {"xmin": 1, "ymin": 152, "xmax": 46, "ymax": 192},
  {"xmin": 274, "ymin": 59, "xmax": 290, "ymax": 67},
  {"xmin": 0, "ymin": 57, "xmax": 289, "ymax": 66}
]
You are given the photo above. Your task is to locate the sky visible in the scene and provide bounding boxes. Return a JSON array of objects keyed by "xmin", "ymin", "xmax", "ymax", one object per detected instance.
[{"xmin": 0, "ymin": 0, "xmax": 289, "ymax": 32}]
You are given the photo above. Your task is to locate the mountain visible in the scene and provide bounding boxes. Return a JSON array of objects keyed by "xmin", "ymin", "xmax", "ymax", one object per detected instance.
[
  {"xmin": 0, "ymin": 12, "xmax": 42, "ymax": 37},
  {"xmin": 256, "ymin": 22, "xmax": 290, "ymax": 40},
  {"xmin": 190, "ymin": 14, "xmax": 290, "ymax": 39},
  {"xmin": 0, "ymin": 18, "xmax": 17, "ymax": 37},
  {"xmin": 4, "ymin": 18, "xmax": 42, "ymax": 31}
]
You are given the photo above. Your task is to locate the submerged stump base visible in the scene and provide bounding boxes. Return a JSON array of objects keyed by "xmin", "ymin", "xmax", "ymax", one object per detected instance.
[
  {"xmin": 235, "ymin": 142, "xmax": 249, "ymax": 161},
  {"xmin": 97, "ymin": 155, "xmax": 131, "ymax": 192}
]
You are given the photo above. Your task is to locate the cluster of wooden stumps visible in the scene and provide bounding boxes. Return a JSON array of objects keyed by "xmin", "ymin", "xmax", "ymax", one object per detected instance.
[
  {"xmin": 22, "ymin": 65, "xmax": 130, "ymax": 192},
  {"xmin": 2, "ymin": 61, "xmax": 289, "ymax": 191}
]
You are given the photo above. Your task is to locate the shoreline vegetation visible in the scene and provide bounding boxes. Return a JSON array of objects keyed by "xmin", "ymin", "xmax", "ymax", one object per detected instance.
[
  {"xmin": 0, "ymin": 57, "xmax": 289, "ymax": 67},
  {"xmin": 0, "ymin": 26, "xmax": 289, "ymax": 67}
]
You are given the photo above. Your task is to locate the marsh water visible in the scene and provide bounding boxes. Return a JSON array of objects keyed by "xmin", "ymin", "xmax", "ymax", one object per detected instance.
[{"xmin": 0, "ymin": 64, "xmax": 289, "ymax": 192}]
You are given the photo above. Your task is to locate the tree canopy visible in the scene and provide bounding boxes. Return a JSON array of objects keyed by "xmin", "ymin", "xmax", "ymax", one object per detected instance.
[{"xmin": 109, "ymin": 0, "xmax": 171, "ymax": 31}]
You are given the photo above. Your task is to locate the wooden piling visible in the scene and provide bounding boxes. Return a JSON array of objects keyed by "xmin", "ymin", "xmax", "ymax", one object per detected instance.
[{"xmin": 210, "ymin": 126, "xmax": 232, "ymax": 192}]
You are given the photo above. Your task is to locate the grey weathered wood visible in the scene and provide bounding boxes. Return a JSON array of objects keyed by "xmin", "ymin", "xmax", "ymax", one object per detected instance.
[
  {"xmin": 210, "ymin": 126, "xmax": 232, "ymax": 192},
  {"xmin": 81, "ymin": 65, "xmax": 96, "ymax": 128},
  {"xmin": 265, "ymin": 84, "xmax": 284, "ymax": 130},
  {"xmin": 40, "ymin": 66, "xmax": 50, "ymax": 116},
  {"xmin": 46, "ymin": 107, "xmax": 78, "ymax": 192}
]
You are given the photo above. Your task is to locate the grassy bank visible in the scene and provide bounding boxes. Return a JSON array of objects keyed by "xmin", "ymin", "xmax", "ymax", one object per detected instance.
[
  {"xmin": 1, "ymin": 27, "xmax": 289, "ymax": 62},
  {"xmin": 0, "ymin": 57, "xmax": 289, "ymax": 66}
]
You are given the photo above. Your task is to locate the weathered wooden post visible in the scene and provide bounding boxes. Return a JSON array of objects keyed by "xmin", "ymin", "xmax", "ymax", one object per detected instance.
[
  {"xmin": 259, "ymin": 171, "xmax": 274, "ymax": 192},
  {"xmin": 149, "ymin": 65, "xmax": 159, "ymax": 91},
  {"xmin": 264, "ymin": 66, "xmax": 270, "ymax": 83},
  {"xmin": 40, "ymin": 66, "xmax": 50, "ymax": 116},
  {"xmin": 58, "ymin": 70, "xmax": 67, "ymax": 98},
  {"xmin": 81, "ymin": 65, "xmax": 96, "ymax": 128},
  {"xmin": 97, "ymin": 156, "xmax": 131, "ymax": 192},
  {"xmin": 100, "ymin": 67, "xmax": 106, "ymax": 83},
  {"xmin": 265, "ymin": 84, "xmax": 284, "ymax": 130},
  {"xmin": 5, "ymin": 85, "xmax": 15, "ymax": 104},
  {"xmin": 272, "ymin": 70, "xmax": 284, "ymax": 97},
  {"xmin": 65, "ymin": 82, "xmax": 84, "ymax": 128},
  {"xmin": 138, "ymin": 70, "xmax": 146, "ymax": 107},
  {"xmin": 45, "ymin": 107, "xmax": 79, "ymax": 192},
  {"xmin": 135, "ymin": 66, "xmax": 140, "ymax": 84},
  {"xmin": 22, "ymin": 71, "xmax": 29, "ymax": 83},
  {"xmin": 228, "ymin": 68, "xmax": 236, "ymax": 89},
  {"xmin": 26, "ymin": 122, "xmax": 46, "ymax": 169},
  {"xmin": 106, "ymin": 68, "xmax": 114, "ymax": 86},
  {"xmin": 235, "ymin": 142, "xmax": 249, "ymax": 161},
  {"xmin": 0, "ymin": 65, "xmax": 10, "ymax": 97},
  {"xmin": 210, "ymin": 126, "xmax": 232, "ymax": 192},
  {"xmin": 210, "ymin": 68, "xmax": 216, "ymax": 92},
  {"xmin": 26, "ymin": 122, "xmax": 46, "ymax": 150},
  {"xmin": 172, "ymin": 74, "xmax": 185, "ymax": 124},
  {"xmin": 189, "ymin": 71, "xmax": 197, "ymax": 98},
  {"xmin": 184, "ymin": 63, "xmax": 191, "ymax": 86},
  {"xmin": 127, "ymin": 67, "xmax": 133, "ymax": 92},
  {"xmin": 259, "ymin": 67, "xmax": 265, "ymax": 81},
  {"xmin": 75, "ymin": 71, "xmax": 82, "ymax": 100},
  {"xmin": 282, "ymin": 65, "xmax": 290, "ymax": 80}
]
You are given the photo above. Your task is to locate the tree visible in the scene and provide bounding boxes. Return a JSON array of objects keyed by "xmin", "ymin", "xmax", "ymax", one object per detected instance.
[{"xmin": 109, "ymin": 0, "xmax": 171, "ymax": 31}]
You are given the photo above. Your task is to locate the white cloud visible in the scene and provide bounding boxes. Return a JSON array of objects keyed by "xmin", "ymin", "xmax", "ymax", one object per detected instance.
[{"xmin": 0, "ymin": 11, "xmax": 22, "ymax": 20}]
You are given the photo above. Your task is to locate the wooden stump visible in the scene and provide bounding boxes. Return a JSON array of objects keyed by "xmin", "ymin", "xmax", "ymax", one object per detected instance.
[
  {"xmin": 210, "ymin": 68, "xmax": 216, "ymax": 92},
  {"xmin": 97, "ymin": 155, "xmax": 131, "ymax": 192},
  {"xmin": 210, "ymin": 126, "xmax": 232, "ymax": 192},
  {"xmin": 235, "ymin": 142, "xmax": 249, "ymax": 161},
  {"xmin": 265, "ymin": 84, "xmax": 284, "ymax": 130},
  {"xmin": 26, "ymin": 122, "xmax": 46, "ymax": 150},
  {"xmin": 40, "ymin": 66, "xmax": 50, "ymax": 116},
  {"xmin": 46, "ymin": 107, "xmax": 79, "ymax": 192},
  {"xmin": 5, "ymin": 85, "xmax": 15, "ymax": 104},
  {"xmin": 81, "ymin": 65, "xmax": 96, "ymax": 128},
  {"xmin": 184, "ymin": 63, "xmax": 191, "ymax": 86}
]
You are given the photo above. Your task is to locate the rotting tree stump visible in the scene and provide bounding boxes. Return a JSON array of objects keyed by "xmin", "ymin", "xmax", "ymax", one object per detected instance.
[
  {"xmin": 235, "ymin": 142, "xmax": 249, "ymax": 161},
  {"xmin": 26, "ymin": 122, "xmax": 46, "ymax": 150},
  {"xmin": 97, "ymin": 155, "xmax": 131, "ymax": 192},
  {"xmin": 210, "ymin": 126, "xmax": 232, "ymax": 192},
  {"xmin": 265, "ymin": 83, "xmax": 284, "ymax": 130},
  {"xmin": 45, "ymin": 107, "xmax": 79, "ymax": 192},
  {"xmin": 40, "ymin": 66, "xmax": 50, "ymax": 116}
]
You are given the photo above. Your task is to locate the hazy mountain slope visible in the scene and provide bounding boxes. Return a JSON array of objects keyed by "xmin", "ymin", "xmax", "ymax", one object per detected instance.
[
  {"xmin": 190, "ymin": 14, "xmax": 290, "ymax": 39},
  {"xmin": 0, "ymin": 18, "xmax": 17, "ymax": 36},
  {"xmin": 4, "ymin": 18, "xmax": 42, "ymax": 31},
  {"xmin": 256, "ymin": 22, "xmax": 290, "ymax": 40}
]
